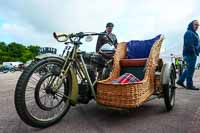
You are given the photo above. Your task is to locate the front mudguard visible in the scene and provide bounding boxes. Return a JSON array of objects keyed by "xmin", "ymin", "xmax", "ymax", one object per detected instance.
[
  {"xmin": 35, "ymin": 55, "xmax": 79, "ymax": 106},
  {"xmin": 34, "ymin": 53, "xmax": 62, "ymax": 61},
  {"xmin": 69, "ymin": 69, "xmax": 78, "ymax": 106}
]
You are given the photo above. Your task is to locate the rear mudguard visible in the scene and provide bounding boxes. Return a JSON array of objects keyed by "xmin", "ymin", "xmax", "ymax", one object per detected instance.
[{"xmin": 35, "ymin": 55, "xmax": 78, "ymax": 105}]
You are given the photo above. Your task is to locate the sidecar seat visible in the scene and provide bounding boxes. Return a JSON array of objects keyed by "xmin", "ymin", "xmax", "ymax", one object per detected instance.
[
  {"xmin": 120, "ymin": 58, "xmax": 147, "ymax": 80},
  {"xmin": 119, "ymin": 35, "xmax": 161, "ymax": 80}
]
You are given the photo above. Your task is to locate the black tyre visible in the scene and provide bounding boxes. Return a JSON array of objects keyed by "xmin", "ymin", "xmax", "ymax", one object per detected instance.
[
  {"xmin": 163, "ymin": 66, "xmax": 176, "ymax": 111},
  {"xmin": 15, "ymin": 58, "xmax": 72, "ymax": 128}
]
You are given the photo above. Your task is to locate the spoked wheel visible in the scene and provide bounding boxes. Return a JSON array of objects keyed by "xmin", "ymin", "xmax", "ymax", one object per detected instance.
[
  {"xmin": 34, "ymin": 73, "xmax": 67, "ymax": 111},
  {"xmin": 163, "ymin": 65, "xmax": 176, "ymax": 111},
  {"xmin": 15, "ymin": 58, "xmax": 72, "ymax": 128}
]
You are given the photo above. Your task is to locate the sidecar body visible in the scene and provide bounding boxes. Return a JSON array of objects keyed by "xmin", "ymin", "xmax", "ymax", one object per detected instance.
[{"xmin": 96, "ymin": 35, "xmax": 176, "ymax": 111}]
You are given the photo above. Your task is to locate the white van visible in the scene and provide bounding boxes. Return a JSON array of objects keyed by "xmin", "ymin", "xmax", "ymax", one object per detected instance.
[{"xmin": 3, "ymin": 62, "xmax": 23, "ymax": 67}]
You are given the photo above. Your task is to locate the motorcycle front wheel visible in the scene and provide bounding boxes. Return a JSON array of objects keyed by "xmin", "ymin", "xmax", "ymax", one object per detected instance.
[{"xmin": 15, "ymin": 58, "xmax": 72, "ymax": 128}]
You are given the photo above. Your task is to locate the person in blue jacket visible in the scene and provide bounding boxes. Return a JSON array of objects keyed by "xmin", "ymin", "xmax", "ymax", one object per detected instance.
[{"xmin": 177, "ymin": 20, "xmax": 200, "ymax": 90}]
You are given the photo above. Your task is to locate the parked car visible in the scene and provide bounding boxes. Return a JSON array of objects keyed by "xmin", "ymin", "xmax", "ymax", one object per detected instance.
[{"xmin": 2, "ymin": 63, "xmax": 16, "ymax": 73}]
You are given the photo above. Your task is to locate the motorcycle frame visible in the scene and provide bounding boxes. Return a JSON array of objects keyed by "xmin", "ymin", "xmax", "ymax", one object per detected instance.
[{"xmin": 52, "ymin": 43, "xmax": 97, "ymax": 103}]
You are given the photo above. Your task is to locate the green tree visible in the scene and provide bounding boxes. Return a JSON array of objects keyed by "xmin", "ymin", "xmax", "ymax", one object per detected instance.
[
  {"xmin": 0, "ymin": 42, "xmax": 7, "ymax": 52},
  {"xmin": 20, "ymin": 49, "xmax": 33, "ymax": 63},
  {"xmin": 7, "ymin": 42, "xmax": 26, "ymax": 60},
  {"xmin": 0, "ymin": 42, "xmax": 41, "ymax": 63},
  {"xmin": 27, "ymin": 45, "xmax": 40, "ymax": 58},
  {"xmin": 0, "ymin": 42, "xmax": 8, "ymax": 63}
]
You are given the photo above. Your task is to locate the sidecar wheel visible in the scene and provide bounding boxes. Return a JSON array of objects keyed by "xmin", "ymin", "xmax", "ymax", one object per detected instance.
[{"xmin": 161, "ymin": 64, "xmax": 176, "ymax": 111}]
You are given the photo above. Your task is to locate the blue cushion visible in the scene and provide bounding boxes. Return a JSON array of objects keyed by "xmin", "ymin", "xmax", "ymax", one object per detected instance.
[{"xmin": 127, "ymin": 35, "xmax": 161, "ymax": 59}]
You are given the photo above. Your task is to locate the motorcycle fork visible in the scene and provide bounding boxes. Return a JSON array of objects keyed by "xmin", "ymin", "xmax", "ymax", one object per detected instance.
[{"xmin": 52, "ymin": 46, "xmax": 77, "ymax": 93}]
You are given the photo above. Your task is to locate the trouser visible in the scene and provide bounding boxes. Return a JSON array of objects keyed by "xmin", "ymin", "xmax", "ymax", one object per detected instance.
[{"xmin": 178, "ymin": 56, "xmax": 197, "ymax": 87}]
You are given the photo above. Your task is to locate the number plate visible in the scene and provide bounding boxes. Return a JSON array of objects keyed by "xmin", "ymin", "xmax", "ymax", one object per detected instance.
[{"xmin": 65, "ymin": 43, "xmax": 74, "ymax": 52}]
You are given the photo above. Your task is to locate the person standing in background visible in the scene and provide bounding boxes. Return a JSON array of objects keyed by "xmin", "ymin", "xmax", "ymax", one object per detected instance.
[
  {"xmin": 175, "ymin": 57, "xmax": 180, "ymax": 69},
  {"xmin": 176, "ymin": 20, "xmax": 200, "ymax": 90},
  {"xmin": 96, "ymin": 22, "xmax": 118, "ymax": 52}
]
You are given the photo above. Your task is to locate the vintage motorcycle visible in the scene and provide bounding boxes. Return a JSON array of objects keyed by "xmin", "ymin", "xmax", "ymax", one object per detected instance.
[{"xmin": 14, "ymin": 32, "xmax": 115, "ymax": 128}]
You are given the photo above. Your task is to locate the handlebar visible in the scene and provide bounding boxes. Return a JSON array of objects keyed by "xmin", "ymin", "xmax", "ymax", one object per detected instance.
[
  {"xmin": 53, "ymin": 32, "xmax": 68, "ymax": 42},
  {"xmin": 53, "ymin": 32, "xmax": 113, "ymax": 44}
]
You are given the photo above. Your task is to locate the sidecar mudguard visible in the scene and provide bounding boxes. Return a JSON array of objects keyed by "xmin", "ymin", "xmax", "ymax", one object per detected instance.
[{"xmin": 160, "ymin": 63, "xmax": 176, "ymax": 85}]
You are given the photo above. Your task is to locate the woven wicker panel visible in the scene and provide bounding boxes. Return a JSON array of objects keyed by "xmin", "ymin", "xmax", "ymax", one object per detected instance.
[{"xmin": 97, "ymin": 37, "xmax": 164, "ymax": 108}]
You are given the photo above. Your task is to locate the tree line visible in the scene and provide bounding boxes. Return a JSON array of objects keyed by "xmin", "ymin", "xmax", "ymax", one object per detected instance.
[{"xmin": 0, "ymin": 42, "xmax": 40, "ymax": 64}]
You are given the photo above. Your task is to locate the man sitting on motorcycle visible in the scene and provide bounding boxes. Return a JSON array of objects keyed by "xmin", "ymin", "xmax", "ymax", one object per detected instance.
[{"xmin": 96, "ymin": 22, "xmax": 118, "ymax": 53}]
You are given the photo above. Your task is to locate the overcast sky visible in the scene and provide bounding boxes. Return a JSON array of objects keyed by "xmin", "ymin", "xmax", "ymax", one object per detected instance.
[{"xmin": 0, "ymin": 0, "xmax": 200, "ymax": 56}]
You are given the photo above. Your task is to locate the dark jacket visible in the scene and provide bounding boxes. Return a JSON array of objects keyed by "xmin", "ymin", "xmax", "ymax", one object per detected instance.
[
  {"xmin": 96, "ymin": 31, "xmax": 117, "ymax": 52},
  {"xmin": 183, "ymin": 21, "xmax": 199, "ymax": 56}
]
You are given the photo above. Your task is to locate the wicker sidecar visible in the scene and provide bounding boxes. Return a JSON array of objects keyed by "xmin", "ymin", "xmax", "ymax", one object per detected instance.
[{"xmin": 96, "ymin": 35, "xmax": 176, "ymax": 111}]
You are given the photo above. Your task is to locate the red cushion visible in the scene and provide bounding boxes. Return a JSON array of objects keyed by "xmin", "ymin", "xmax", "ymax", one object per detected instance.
[{"xmin": 120, "ymin": 58, "xmax": 147, "ymax": 67}]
